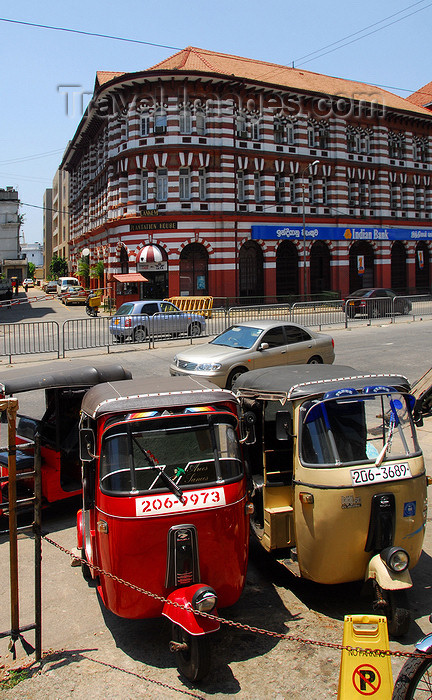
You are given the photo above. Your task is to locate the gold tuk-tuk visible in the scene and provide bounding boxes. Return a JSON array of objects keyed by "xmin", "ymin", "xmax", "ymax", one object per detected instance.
[{"xmin": 234, "ymin": 364, "xmax": 428, "ymax": 637}]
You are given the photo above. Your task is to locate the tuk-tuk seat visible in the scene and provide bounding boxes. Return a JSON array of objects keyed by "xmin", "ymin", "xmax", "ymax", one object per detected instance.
[
  {"xmin": 17, "ymin": 416, "xmax": 40, "ymax": 441},
  {"xmin": 0, "ymin": 448, "xmax": 34, "ymax": 471},
  {"xmin": 266, "ymin": 471, "xmax": 292, "ymax": 486}
]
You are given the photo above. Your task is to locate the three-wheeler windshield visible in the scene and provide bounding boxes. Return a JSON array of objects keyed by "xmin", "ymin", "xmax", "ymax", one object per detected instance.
[
  {"xmin": 300, "ymin": 391, "xmax": 419, "ymax": 467},
  {"xmin": 100, "ymin": 415, "xmax": 243, "ymax": 495}
]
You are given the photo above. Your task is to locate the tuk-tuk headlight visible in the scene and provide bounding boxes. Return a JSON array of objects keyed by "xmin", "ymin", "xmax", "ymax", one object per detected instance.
[
  {"xmin": 192, "ymin": 586, "xmax": 218, "ymax": 613},
  {"xmin": 381, "ymin": 546, "xmax": 410, "ymax": 573}
]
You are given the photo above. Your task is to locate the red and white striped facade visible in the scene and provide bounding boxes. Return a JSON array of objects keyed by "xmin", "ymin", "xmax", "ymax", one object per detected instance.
[{"xmin": 61, "ymin": 47, "xmax": 432, "ymax": 300}]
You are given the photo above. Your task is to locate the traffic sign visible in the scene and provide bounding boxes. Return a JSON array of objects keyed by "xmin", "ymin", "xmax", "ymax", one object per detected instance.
[{"xmin": 337, "ymin": 615, "xmax": 393, "ymax": 699}]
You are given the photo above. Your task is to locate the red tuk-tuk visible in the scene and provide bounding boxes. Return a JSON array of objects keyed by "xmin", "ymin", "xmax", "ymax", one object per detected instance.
[
  {"xmin": 77, "ymin": 376, "xmax": 251, "ymax": 682},
  {"xmin": 0, "ymin": 364, "xmax": 132, "ymax": 507}
]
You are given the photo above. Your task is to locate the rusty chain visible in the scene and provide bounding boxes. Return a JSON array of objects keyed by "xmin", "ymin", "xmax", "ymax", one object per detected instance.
[{"xmin": 42, "ymin": 533, "xmax": 432, "ymax": 660}]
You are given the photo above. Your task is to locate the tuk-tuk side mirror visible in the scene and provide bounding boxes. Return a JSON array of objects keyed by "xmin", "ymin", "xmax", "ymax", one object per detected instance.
[
  {"xmin": 276, "ymin": 411, "xmax": 293, "ymax": 440},
  {"xmin": 240, "ymin": 411, "xmax": 257, "ymax": 445},
  {"xmin": 80, "ymin": 428, "xmax": 98, "ymax": 461}
]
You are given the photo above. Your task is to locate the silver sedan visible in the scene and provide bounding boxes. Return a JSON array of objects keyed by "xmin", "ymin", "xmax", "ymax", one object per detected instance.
[{"xmin": 170, "ymin": 320, "xmax": 335, "ymax": 388}]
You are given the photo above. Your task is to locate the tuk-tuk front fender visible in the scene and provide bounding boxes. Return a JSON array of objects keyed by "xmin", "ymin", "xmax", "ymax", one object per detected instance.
[
  {"xmin": 365, "ymin": 553, "xmax": 412, "ymax": 590},
  {"xmin": 76, "ymin": 509, "xmax": 83, "ymax": 550},
  {"xmin": 162, "ymin": 585, "xmax": 220, "ymax": 635}
]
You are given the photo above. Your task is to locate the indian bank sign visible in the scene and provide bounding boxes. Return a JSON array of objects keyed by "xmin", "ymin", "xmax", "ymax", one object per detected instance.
[{"xmin": 251, "ymin": 225, "xmax": 432, "ymax": 242}]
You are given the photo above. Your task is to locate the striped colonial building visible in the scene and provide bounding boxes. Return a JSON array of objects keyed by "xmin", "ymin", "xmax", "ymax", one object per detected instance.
[{"xmin": 61, "ymin": 46, "xmax": 432, "ymax": 302}]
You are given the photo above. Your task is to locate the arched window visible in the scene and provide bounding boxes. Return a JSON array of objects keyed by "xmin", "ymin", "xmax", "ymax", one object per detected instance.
[
  {"xmin": 236, "ymin": 114, "xmax": 248, "ymax": 138},
  {"xmin": 196, "ymin": 109, "xmax": 206, "ymax": 135},
  {"xmin": 179, "ymin": 168, "xmax": 191, "ymax": 201},
  {"xmin": 141, "ymin": 112, "xmax": 150, "ymax": 137},
  {"xmin": 156, "ymin": 168, "xmax": 168, "ymax": 201},
  {"xmin": 307, "ymin": 123, "xmax": 316, "ymax": 148},
  {"xmin": 154, "ymin": 108, "xmax": 167, "ymax": 134},
  {"xmin": 179, "ymin": 107, "xmax": 192, "ymax": 134},
  {"xmin": 237, "ymin": 170, "xmax": 246, "ymax": 202},
  {"xmin": 286, "ymin": 120, "xmax": 295, "ymax": 145}
]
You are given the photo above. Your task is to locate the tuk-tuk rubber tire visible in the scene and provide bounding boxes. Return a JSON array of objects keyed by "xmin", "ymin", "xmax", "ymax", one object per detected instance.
[
  {"xmin": 171, "ymin": 623, "xmax": 211, "ymax": 682},
  {"xmin": 386, "ymin": 589, "xmax": 411, "ymax": 638},
  {"xmin": 391, "ymin": 654, "xmax": 432, "ymax": 699}
]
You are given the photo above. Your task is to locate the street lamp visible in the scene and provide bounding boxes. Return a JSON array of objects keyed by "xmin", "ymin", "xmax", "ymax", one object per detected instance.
[{"xmin": 301, "ymin": 159, "xmax": 319, "ymax": 299}]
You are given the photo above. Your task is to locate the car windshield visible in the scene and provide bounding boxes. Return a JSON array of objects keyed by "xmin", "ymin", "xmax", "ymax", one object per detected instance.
[
  {"xmin": 115, "ymin": 303, "xmax": 135, "ymax": 315},
  {"xmin": 211, "ymin": 325, "xmax": 262, "ymax": 349},
  {"xmin": 100, "ymin": 415, "xmax": 243, "ymax": 495},
  {"xmin": 300, "ymin": 391, "xmax": 419, "ymax": 467},
  {"xmin": 350, "ymin": 289, "xmax": 372, "ymax": 298}
]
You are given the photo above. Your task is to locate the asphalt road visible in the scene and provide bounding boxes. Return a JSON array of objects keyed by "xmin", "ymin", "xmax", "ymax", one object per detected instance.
[{"xmin": 1, "ymin": 299, "xmax": 432, "ymax": 698}]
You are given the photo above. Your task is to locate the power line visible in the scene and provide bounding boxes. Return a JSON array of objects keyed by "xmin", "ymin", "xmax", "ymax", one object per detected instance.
[
  {"xmin": 1, "ymin": 15, "xmax": 429, "ymax": 101},
  {"xmin": 292, "ymin": 0, "xmax": 429, "ymax": 64},
  {"xmin": 21, "ymin": 202, "xmax": 70, "ymax": 215},
  {"xmin": 0, "ymin": 149, "xmax": 64, "ymax": 166},
  {"xmin": 0, "ymin": 17, "xmax": 181, "ymax": 51},
  {"xmin": 297, "ymin": 1, "xmax": 432, "ymax": 67},
  {"xmin": 0, "ymin": 173, "xmax": 52, "ymax": 184}
]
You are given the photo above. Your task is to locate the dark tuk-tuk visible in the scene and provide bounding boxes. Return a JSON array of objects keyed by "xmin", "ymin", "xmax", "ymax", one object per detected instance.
[{"xmin": 0, "ymin": 364, "xmax": 132, "ymax": 506}]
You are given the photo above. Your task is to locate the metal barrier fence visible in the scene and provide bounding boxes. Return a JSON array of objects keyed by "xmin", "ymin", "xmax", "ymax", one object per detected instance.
[
  {"xmin": 0, "ymin": 321, "xmax": 60, "ymax": 362},
  {"xmin": 1, "ymin": 295, "xmax": 432, "ymax": 361}
]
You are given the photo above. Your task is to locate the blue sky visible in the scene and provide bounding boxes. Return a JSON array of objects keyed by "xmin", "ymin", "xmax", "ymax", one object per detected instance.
[{"xmin": 0, "ymin": 0, "xmax": 430, "ymax": 243}]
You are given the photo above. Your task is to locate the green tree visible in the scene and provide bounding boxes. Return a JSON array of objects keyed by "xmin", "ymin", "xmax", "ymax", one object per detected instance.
[
  {"xmin": 90, "ymin": 260, "xmax": 104, "ymax": 288},
  {"xmin": 27, "ymin": 262, "xmax": 36, "ymax": 279},
  {"xmin": 77, "ymin": 257, "xmax": 90, "ymax": 288},
  {"xmin": 49, "ymin": 255, "xmax": 68, "ymax": 279}
]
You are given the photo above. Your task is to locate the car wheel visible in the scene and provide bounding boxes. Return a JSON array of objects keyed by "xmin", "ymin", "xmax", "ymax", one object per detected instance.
[
  {"xmin": 402, "ymin": 302, "xmax": 410, "ymax": 315},
  {"xmin": 226, "ymin": 367, "xmax": 247, "ymax": 389},
  {"xmin": 307, "ymin": 356, "xmax": 323, "ymax": 364},
  {"xmin": 187, "ymin": 322, "xmax": 202, "ymax": 337},
  {"xmin": 370, "ymin": 307, "xmax": 380, "ymax": 319},
  {"xmin": 133, "ymin": 327, "xmax": 148, "ymax": 343}
]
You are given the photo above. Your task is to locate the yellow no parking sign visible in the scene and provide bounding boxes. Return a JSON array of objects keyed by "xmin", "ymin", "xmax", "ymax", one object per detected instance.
[{"xmin": 337, "ymin": 615, "xmax": 393, "ymax": 699}]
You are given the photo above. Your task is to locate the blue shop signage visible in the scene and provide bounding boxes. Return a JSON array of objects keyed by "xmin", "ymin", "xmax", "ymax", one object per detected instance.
[{"xmin": 251, "ymin": 225, "xmax": 432, "ymax": 242}]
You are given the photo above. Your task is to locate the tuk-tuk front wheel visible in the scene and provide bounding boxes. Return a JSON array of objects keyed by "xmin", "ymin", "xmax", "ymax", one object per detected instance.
[
  {"xmin": 170, "ymin": 623, "xmax": 211, "ymax": 682},
  {"xmin": 373, "ymin": 583, "xmax": 411, "ymax": 637}
]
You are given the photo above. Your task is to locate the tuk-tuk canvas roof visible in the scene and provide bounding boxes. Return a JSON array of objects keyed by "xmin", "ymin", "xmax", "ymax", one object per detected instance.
[
  {"xmin": 234, "ymin": 365, "xmax": 410, "ymax": 402},
  {"xmin": 81, "ymin": 376, "xmax": 237, "ymax": 419},
  {"xmin": 0, "ymin": 364, "xmax": 132, "ymax": 396}
]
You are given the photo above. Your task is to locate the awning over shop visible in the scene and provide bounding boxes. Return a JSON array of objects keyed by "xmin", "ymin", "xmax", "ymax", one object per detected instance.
[
  {"xmin": 136, "ymin": 245, "xmax": 164, "ymax": 263},
  {"xmin": 113, "ymin": 273, "xmax": 148, "ymax": 283}
]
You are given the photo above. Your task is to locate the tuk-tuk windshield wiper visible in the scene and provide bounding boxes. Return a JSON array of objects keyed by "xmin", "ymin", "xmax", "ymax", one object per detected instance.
[{"xmin": 132, "ymin": 436, "xmax": 184, "ymax": 502}]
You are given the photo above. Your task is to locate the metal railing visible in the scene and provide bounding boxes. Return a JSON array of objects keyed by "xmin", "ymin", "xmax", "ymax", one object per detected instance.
[
  {"xmin": 0, "ymin": 321, "xmax": 60, "ymax": 362},
  {"xmin": 0, "ymin": 295, "xmax": 432, "ymax": 362}
]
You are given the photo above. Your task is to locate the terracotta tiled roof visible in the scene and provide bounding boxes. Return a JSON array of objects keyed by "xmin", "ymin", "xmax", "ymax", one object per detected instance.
[
  {"xmin": 96, "ymin": 71, "xmax": 126, "ymax": 87},
  {"xmin": 94, "ymin": 48, "xmax": 431, "ymax": 117},
  {"xmin": 145, "ymin": 46, "xmax": 431, "ymax": 116},
  {"xmin": 406, "ymin": 81, "xmax": 432, "ymax": 110}
]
